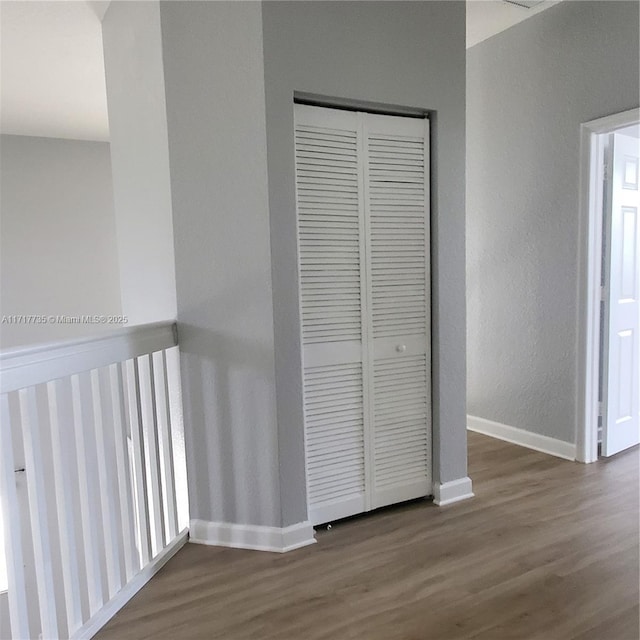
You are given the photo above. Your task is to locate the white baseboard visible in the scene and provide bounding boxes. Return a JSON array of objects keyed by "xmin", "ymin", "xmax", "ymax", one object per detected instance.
[
  {"xmin": 467, "ymin": 415, "xmax": 576, "ymax": 461},
  {"xmin": 189, "ymin": 519, "xmax": 316, "ymax": 553},
  {"xmin": 433, "ymin": 477, "xmax": 474, "ymax": 506},
  {"xmin": 72, "ymin": 529, "xmax": 189, "ymax": 640}
]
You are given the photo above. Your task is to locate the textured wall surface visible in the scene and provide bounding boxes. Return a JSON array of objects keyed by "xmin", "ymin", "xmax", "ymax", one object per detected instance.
[
  {"xmin": 262, "ymin": 1, "xmax": 468, "ymax": 506},
  {"xmin": 467, "ymin": 1, "xmax": 640, "ymax": 443},
  {"xmin": 0, "ymin": 135, "xmax": 121, "ymax": 348},
  {"xmin": 160, "ymin": 1, "xmax": 281, "ymax": 528},
  {"xmin": 160, "ymin": 0, "xmax": 468, "ymax": 529}
]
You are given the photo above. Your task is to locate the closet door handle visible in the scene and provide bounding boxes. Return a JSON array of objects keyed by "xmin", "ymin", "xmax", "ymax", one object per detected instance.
[{"xmin": 395, "ymin": 344, "xmax": 406, "ymax": 353}]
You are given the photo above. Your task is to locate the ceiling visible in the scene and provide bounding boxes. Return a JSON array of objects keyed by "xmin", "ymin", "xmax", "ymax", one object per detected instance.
[
  {"xmin": 466, "ymin": 0, "xmax": 563, "ymax": 48},
  {"xmin": 0, "ymin": 0, "xmax": 562, "ymax": 142},
  {"xmin": 0, "ymin": 1, "xmax": 109, "ymax": 141}
]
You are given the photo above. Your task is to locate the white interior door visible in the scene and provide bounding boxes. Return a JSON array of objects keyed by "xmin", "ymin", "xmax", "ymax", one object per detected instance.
[
  {"xmin": 295, "ymin": 104, "xmax": 431, "ymax": 525},
  {"xmin": 363, "ymin": 114, "xmax": 431, "ymax": 509},
  {"xmin": 295, "ymin": 106, "xmax": 367, "ymax": 524},
  {"xmin": 602, "ymin": 132, "xmax": 640, "ymax": 456}
]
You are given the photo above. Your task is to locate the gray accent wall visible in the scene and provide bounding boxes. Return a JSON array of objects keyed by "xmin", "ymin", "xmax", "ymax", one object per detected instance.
[
  {"xmin": 467, "ymin": 1, "xmax": 640, "ymax": 443},
  {"xmin": 160, "ymin": 0, "xmax": 468, "ymax": 529},
  {"xmin": 160, "ymin": 1, "xmax": 282, "ymax": 528},
  {"xmin": 262, "ymin": 0, "xmax": 469, "ymax": 518}
]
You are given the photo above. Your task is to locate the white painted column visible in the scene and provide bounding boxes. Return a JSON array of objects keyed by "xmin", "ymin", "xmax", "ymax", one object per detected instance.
[{"xmin": 102, "ymin": 1, "xmax": 177, "ymax": 326}]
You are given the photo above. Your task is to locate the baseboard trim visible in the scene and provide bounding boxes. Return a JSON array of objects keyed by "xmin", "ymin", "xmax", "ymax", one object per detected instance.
[
  {"xmin": 467, "ymin": 415, "xmax": 576, "ymax": 461},
  {"xmin": 433, "ymin": 477, "xmax": 474, "ymax": 506},
  {"xmin": 189, "ymin": 519, "xmax": 316, "ymax": 553},
  {"xmin": 72, "ymin": 529, "xmax": 189, "ymax": 640}
]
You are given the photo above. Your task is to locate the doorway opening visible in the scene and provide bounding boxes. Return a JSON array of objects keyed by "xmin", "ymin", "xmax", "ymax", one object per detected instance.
[{"xmin": 578, "ymin": 108, "xmax": 640, "ymax": 463}]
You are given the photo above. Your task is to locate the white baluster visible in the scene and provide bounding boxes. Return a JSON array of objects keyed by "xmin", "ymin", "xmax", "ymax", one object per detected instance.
[
  {"xmin": 137, "ymin": 354, "xmax": 166, "ymax": 556},
  {"xmin": 124, "ymin": 359, "xmax": 152, "ymax": 566},
  {"xmin": 47, "ymin": 378, "xmax": 84, "ymax": 635},
  {"xmin": 110, "ymin": 363, "xmax": 139, "ymax": 582},
  {"xmin": 92, "ymin": 368, "xmax": 124, "ymax": 599},
  {"xmin": 0, "ymin": 393, "xmax": 30, "ymax": 640},
  {"xmin": 18, "ymin": 387, "xmax": 59, "ymax": 638},
  {"xmin": 165, "ymin": 346, "xmax": 190, "ymax": 532},
  {"xmin": 153, "ymin": 350, "xmax": 179, "ymax": 541},
  {"xmin": 71, "ymin": 373, "xmax": 105, "ymax": 615}
]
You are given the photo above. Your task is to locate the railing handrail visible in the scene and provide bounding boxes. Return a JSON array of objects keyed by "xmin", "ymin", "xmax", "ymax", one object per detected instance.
[{"xmin": 0, "ymin": 321, "xmax": 178, "ymax": 394}]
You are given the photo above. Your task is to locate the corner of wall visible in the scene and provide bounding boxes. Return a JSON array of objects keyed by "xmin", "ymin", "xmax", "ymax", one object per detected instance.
[
  {"xmin": 433, "ymin": 477, "xmax": 474, "ymax": 507},
  {"xmin": 189, "ymin": 519, "xmax": 316, "ymax": 553}
]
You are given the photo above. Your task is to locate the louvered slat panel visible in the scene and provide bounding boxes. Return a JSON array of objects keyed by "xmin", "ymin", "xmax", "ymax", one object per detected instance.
[
  {"xmin": 304, "ymin": 362, "xmax": 365, "ymax": 520},
  {"xmin": 373, "ymin": 355, "xmax": 428, "ymax": 494},
  {"xmin": 366, "ymin": 115, "xmax": 431, "ymax": 510},
  {"xmin": 296, "ymin": 117, "xmax": 362, "ymax": 346},
  {"xmin": 368, "ymin": 131, "xmax": 427, "ymax": 339},
  {"xmin": 296, "ymin": 105, "xmax": 431, "ymax": 525}
]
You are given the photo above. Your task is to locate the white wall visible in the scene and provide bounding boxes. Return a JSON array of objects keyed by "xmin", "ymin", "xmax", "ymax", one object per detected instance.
[
  {"xmin": 102, "ymin": 0, "xmax": 177, "ymax": 326},
  {"xmin": 0, "ymin": 135, "xmax": 122, "ymax": 348},
  {"xmin": 467, "ymin": 1, "xmax": 640, "ymax": 443}
]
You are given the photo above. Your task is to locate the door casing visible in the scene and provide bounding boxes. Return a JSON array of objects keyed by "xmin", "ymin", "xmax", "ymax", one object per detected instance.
[{"xmin": 577, "ymin": 107, "xmax": 640, "ymax": 463}]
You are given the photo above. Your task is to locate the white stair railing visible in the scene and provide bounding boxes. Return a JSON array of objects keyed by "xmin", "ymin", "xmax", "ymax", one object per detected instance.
[{"xmin": 0, "ymin": 322, "xmax": 189, "ymax": 639}]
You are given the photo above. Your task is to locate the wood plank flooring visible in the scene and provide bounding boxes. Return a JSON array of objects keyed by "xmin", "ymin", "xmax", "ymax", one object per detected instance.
[{"xmin": 97, "ymin": 432, "xmax": 639, "ymax": 640}]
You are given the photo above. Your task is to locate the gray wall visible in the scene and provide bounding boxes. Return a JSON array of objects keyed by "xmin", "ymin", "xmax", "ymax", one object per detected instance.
[
  {"xmin": 102, "ymin": 1, "xmax": 177, "ymax": 326},
  {"xmin": 160, "ymin": 0, "xmax": 468, "ymax": 529},
  {"xmin": 467, "ymin": 1, "xmax": 640, "ymax": 443},
  {"xmin": 0, "ymin": 593, "xmax": 8, "ymax": 640},
  {"xmin": 160, "ymin": 1, "xmax": 282, "ymax": 528},
  {"xmin": 0, "ymin": 135, "xmax": 121, "ymax": 348},
  {"xmin": 262, "ymin": 0, "xmax": 469, "ymax": 515}
]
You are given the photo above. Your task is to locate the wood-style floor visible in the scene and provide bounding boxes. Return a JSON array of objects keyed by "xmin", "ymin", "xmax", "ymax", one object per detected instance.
[{"xmin": 97, "ymin": 432, "xmax": 640, "ymax": 640}]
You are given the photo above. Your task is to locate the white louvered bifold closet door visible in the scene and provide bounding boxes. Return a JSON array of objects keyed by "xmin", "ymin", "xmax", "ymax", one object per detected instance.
[
  {"xmin": 364, "ymin": 114, "xmax": 431, "ymax": 509},
  {"xmin": 295, "ymin": 105, "xmax": 367, "ymax": 525},
  {"xmin": 295, "ymin": 104, "xmax": 431, "ymax": 526}
]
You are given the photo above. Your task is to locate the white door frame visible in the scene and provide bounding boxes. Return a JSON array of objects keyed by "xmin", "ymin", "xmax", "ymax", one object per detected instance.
[{"xmin": 576, "ymin": 107, "xmax": 640, "ymax": 463}]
